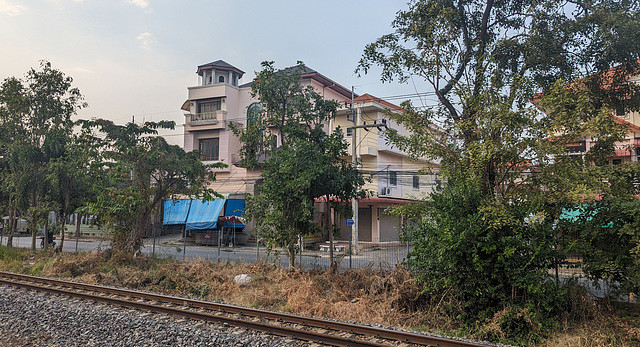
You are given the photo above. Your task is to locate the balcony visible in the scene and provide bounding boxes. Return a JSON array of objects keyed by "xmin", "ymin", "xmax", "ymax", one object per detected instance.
[
  {"xmin": 566, "ymin": 141, "xmax": 586, "ymax": 154},
  {"xmin": 360, "ymin": 146, "xmax": 378, "ymax": 157},
  {"xmin": 186, "ymin": 111, "xmax": 227, "ymax": 127}
]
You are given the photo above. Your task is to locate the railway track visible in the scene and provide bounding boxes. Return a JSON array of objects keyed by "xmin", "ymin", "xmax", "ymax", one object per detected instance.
[{"xmin": 0, "ymin": 271, "xmax": 490, "ymax": 347}]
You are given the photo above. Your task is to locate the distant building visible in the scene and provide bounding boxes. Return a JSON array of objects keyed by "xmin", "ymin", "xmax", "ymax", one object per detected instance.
[{"xmin": 177, "ymin": 60, "xmax": 441, "ymax": 247}]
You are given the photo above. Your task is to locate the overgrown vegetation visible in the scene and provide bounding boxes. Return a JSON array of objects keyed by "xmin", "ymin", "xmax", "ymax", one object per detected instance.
[
  {"xmin": 233, "ymin": 62, "xmax": 365, "ymax": 269},
  {"xmin": 0, "ymin": 62, "xmax": 218, "ymax": 255},
  {"xmin": 77, "ymin": 119, "xmax": 221, "ymax": 254},
  {"xmin": 359, "ymin": 0, "xmax": 640, "ymax": 342},
  {"xmin": 0, "ymin": 248, "xmax": 637, "ymax": 346},
  {"xmin": 0, "ymin": 61, "xmax": 87, "ymax": 252}
]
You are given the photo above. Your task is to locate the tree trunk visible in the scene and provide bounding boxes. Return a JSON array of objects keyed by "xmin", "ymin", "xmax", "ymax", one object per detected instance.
[
  {"xmin": 6, "ymin": 204, "xmax": 15, "ymax": 248},
  {"xmin": 134, "ymin": 209, "xmax": 151, "ymax": 254},
  {"xmin": 30, "ymin": 219, "xmax": 38, "ymax": 252},
  {"xmin": 288, "ymin": 232, "xmax": 296, "ymax": 269},
  {"xmin": 75, "ymin": 213, "xmax": 81, "ymax": 252},
  {"xmin": 58, "ymin": 212, "xmax": 66, "ymax": 252},
  {"xmin": 60, "ymin": 190, "xmax": 70, "ymax": 252},
  {"xmin": 42, "ymin": 218, "xmax": 49, "ymax": 251},
  {"xmin": 30, "ymin": 190, "xmax": 37, "ymax": 252},
  {"xmin": 325, "ymin": 196, "xmax": 336, "ymax": 273}
]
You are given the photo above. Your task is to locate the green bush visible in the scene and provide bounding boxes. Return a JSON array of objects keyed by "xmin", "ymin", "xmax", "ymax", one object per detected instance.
[
  {"xmin": 0, "ymin": 245, "xmax": 26, "ymax": 261},
  {"xmin": 402, "ymin": 177, "xmax": 567, "ymax": 341}
]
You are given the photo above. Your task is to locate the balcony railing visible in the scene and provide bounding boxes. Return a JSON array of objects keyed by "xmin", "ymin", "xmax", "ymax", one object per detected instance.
[{"xmin": 187, "ymin": 110, "xmax": 226, "ymax": 125}]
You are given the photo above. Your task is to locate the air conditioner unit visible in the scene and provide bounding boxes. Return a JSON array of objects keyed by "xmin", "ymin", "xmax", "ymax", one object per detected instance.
[{"xmin": 380, "ymin": 187, "xmax": 391, "ymax": 196}]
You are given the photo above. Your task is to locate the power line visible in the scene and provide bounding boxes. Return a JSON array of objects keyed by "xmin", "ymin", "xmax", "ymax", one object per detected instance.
[{"xmin": 86, "ymin": 90, "xmax": 444, "ymax": 126}]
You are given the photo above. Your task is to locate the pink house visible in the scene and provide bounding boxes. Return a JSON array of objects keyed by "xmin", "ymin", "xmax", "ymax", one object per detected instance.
[{"xmin": 179, "ymin": 60, "xmax": 440, "ymax": 247}]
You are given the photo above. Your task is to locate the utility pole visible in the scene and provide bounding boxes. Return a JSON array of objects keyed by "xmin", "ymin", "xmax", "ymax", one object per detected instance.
[
  {"xmin": 347, "ymin": 87, "xmax": 387, "ymax": 255},
  {"xmin": 350, "ymin": 87, "xmax": 358, "ymax": 254},
  {"xmin": 183, "ymin": 199, "xmax": 193, "ymax": 261}
]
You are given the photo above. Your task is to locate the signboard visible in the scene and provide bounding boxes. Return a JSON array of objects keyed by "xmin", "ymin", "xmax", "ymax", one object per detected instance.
[{"xmin": 346, "ymin": 219, "xmax": 355, "ymax": 226}]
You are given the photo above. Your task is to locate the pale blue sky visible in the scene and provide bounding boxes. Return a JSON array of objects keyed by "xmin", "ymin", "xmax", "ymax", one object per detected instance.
[{"xmin": 1, "ymin": 0, "xmax": 431, "ymax": 144}]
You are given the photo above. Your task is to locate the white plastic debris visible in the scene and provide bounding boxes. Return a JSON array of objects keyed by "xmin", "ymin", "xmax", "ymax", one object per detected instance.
[{"xmin": 234, "ymin": 274, "xmax": 252, "ymax": 286}]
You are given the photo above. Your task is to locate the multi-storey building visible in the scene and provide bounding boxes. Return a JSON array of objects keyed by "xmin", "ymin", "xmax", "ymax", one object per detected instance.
[
  {"xmin": 176, "ymin": 60, "xmax": 440, "ymax": 247},
  {"xmin": 557, "ymin": 70, "xmax": 640, "ymax": 164}
]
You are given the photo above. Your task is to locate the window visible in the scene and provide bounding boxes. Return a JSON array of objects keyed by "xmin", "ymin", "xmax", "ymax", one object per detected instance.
[
  {"xmin": 612, "ymin": 158, "xmax": 622, "ymax": 165},
  {"xmin": 346, "ymin": 128, "xmax": 353, "ymax": 137},
  {"xmin": 247, "ymin": 103, "xmax": 262, "ymax": 129},
  {"xmin": 616, "ymin": 102, "xmax": 627, "ymax": 118},
  {"xmin": 389, "ymin": 171, "xmax": 397, "ymax": 186},
  {"xmin": 412, "ymin": 175, "xmax": 419, "ymax": 189},
  {"xmin": 199, "ymin": 138, "xmax": 219, "ymax": 161},
  {"xmin": 247, "ymin": 103, "xmax": 261, "ymax": 119},
  {"xmin": 198, "ymin": 100, "xmax": 221, "ymax": 114},
  {"xmin": 196, "ymin": 99, "xmax": 222, "ymax": 121},
  {"xmin": 218, "ymin": 75, "xmax": 225, "ymax": 83}
]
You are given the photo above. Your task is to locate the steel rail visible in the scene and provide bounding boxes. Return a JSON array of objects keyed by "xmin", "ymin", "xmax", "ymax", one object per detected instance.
[
  {"xmin": 0, "ymin": 271, "xmax": 488, "ymax": 347},
  {"xmin": 0, "ymin": 275, "xmax": 386, "ymax": 347}
]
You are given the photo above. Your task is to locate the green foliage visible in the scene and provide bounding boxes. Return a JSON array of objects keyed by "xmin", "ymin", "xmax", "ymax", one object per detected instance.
[
  {"xmin": 236, "ymin": 62, "xmax": 364, "ymax": 268},
  {"xmin": 359, "ymin": 0, "xmax": 640, "ymax": 341},
  {"xmin": 565, "ymin": 195, "xmax": 640, "ymax": 296},
  {"xmin": 543, "ymin": 81, "xmax": 640, "ymax": 297},
  {"xmin": 0, "ymin": 245, "xmax": 26, "ymax": 261},
  {"xmin": 0, "ymin": 61, "xmax": 86, "ymax": 250},
  {"xmin": 403, "ymin": 175, "xmax": 565, "ymax": 333},
  {"xmin": 79, "ymin": 119, "xmax": 222, "ymax": 253}
]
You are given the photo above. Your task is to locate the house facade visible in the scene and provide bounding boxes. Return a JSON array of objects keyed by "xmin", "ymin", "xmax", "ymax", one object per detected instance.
[
  {"xmin": 179, "ymin": 60, "xmax": 440, "ymax": 247},
  {"xmin": 563, "ymin": 108, "xmax": 640, "ymax": 165},
  {"xmin": 560, "ymin": 71, "xmax": 640, "ymax": 164}
]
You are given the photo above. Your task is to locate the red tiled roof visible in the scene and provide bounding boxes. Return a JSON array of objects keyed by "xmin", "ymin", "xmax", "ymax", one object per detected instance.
[
  {"xmin": 530, "ymin": 61, "xmax": 640, "ymax": 104},
  {"xmin": 612, "ymin": 115, "xmax": 640, "ymax": 134},
  {"xmin": 353, "ymin": 93, "xmax": 402, "ymax": 111}
]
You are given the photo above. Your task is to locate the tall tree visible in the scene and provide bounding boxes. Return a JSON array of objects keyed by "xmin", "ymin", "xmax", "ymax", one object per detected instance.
[
  {"xmin": 0, "ymin": 61, "xmax": 85, "ymax": 250},
  {"xmin": 45, "ymin": 129, "xmax": 97, "ymax": 251},
  {"xmin": 80, "ymin": 119, "xmax": 221, "ymax": 254},
  {"xmin": 359, "ymin": 0, "xmax": 640, "ymax": 197},
  {"xmin": 358, "ymin": 0, "xmax": 640, "ymax": 338},
  {"xmin": 0, "ymin": 76, "xmax": 28, "ymax": 247},
  {"xmin": 236, "ymin": 62, "xmax": 364, "ymax": 269}
]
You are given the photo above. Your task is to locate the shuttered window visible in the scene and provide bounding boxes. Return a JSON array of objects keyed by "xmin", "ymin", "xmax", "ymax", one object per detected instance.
[{"xmin": 199, "ymin": 138, "xmax": 219, "ymax": 161}]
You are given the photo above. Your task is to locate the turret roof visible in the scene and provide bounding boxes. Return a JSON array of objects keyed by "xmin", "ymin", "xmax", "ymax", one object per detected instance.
[{"xmin": 197, "ymin": 60, "xmax": 245, "ymax": 76}]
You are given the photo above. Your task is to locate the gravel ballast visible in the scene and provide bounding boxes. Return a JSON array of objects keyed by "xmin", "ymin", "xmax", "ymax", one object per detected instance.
[{"xmin": 0, "ymin": 285, "xmax": 311, "ymax": 346}]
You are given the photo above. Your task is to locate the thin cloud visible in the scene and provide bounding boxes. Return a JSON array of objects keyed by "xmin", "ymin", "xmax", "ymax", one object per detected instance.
[
  {"xmin": 137, "ymin": 32, "xmax": 154, "ymax": 50},
  {"xmin": 128, "ymin": 0, "xmax": 149, "ymax": 9},
  {"xmin": 0, "ymin": 0, "xmax": 27, "ymax": 16}
]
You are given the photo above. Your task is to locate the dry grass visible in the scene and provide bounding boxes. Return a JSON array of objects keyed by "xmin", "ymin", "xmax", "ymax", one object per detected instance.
[
  {"xmin": 541, "ymin": 317, "xmax": 640, "ymax": 346},
  {"xmin": 3, "ymin": 248, "xmax": 639, "ymax": 346}
]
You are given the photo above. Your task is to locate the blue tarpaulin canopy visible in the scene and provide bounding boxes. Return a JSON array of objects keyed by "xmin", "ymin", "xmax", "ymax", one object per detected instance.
[
  {"xmin": 163, "ymin": 199, "xmax": 226, "ymax": 230},
  {"xmin": 223, "ymin": 199, "xmax": 245, "ymax": 228},
  {"xmin": 163, "ymin": 199, "xmax": 191, "ymax": 225}
]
